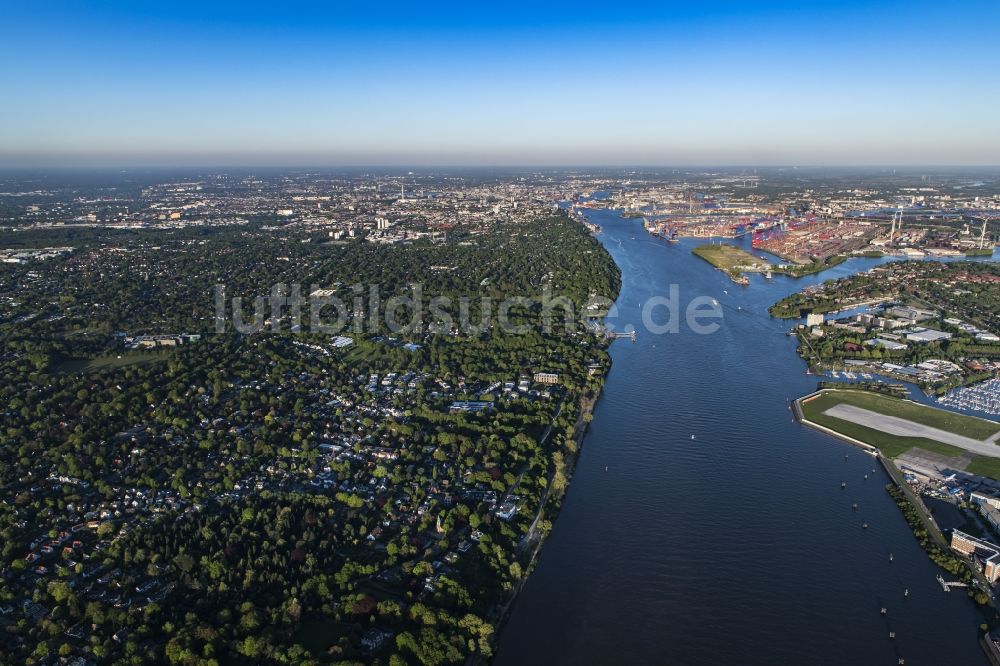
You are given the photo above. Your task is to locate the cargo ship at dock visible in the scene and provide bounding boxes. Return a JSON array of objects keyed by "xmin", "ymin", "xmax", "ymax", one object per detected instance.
[{"xmin": 643, "ymin": 217, "xmax": 682, "ymax": 243}]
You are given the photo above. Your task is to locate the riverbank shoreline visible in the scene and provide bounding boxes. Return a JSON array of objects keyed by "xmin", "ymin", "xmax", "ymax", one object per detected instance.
[
  {"xmin": 482, "ymin": 387, "xmax": 604, "ymax": 660},
  {"xmin": 482, "ymin": 215, "xmax": 621, "ymax": 662},
  {"xmin": 795, "ymin": 390, "xmax": 880, "ymax": 456}
]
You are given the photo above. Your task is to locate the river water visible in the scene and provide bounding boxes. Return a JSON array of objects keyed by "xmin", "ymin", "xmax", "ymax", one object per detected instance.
[{"xmin": 495, "ymin": 209, "xmax": 994, "ymax": 665}]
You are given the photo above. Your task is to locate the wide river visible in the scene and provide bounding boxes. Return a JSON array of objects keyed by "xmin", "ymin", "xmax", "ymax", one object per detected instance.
[{"xmin": 495, "ymin": 209, "xmax": 994, "ymax": 665}]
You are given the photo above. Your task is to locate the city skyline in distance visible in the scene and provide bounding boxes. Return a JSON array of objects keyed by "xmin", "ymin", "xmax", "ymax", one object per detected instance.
[{"xmin": 2, "ymin": 0, "xmax": 999, "ymax": 167}]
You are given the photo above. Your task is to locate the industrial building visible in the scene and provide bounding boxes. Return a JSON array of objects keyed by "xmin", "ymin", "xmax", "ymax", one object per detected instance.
[{"xmin": 951, "ymin": 530, "xmax": 1000, "ymax": 584}]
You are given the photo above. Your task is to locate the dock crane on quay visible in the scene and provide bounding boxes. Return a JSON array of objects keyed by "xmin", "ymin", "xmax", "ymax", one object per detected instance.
[
  {"xmin": 889, "ymin": 207, "xmax": 904, "ymax": 243},
  {"xmin": 751, "ymin": 222, "xmax": 785, "ymax": 249},
  {"xmin": 977, "ymin": 215, "xmax": 993, "ymax": 250}
]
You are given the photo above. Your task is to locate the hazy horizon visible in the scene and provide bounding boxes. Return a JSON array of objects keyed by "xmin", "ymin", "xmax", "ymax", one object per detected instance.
[
  {"xmin": 3, "ymin": 156, "xmax": 1000, "ymax": 169},
  {"xmin": 3, "ymin": 161, "xmax": 1000, "ymax": 171}
]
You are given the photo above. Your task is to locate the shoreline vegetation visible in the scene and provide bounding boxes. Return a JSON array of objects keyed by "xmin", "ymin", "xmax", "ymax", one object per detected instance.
[
  {"xmin": 691, "ymin": 242, "xmax": 845, "ymax": 283},
  {"xmin": 484, "ymin": 389, "xmax": 601, "ymax": 662},
  {"xmin": 483, "ymin": 220, "xmax": 621, "ymax": 658},
  {"xmin": 885, "ymin": 483, "xmax": 991, "ymax": 606}
]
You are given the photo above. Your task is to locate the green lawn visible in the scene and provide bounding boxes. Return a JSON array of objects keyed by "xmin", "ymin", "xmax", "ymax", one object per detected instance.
[
  {"xmin": 692, "ymin": 243, "xmax": 766, "ymax": 277},
  {"xmin": 800, "ymin": 389, "xmax": 1000, "ymax": 460},
  {"xmin": 55, "ymin": 352, "xmax": 169, "ymax": 374},
  {"xmin": 967, "ymin": 457, "xmax": 1000, "ymax": 479}
]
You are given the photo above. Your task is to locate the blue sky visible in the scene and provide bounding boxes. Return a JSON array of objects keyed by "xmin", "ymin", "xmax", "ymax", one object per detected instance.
[{"xmin": 1, "ymin": 1, "xmax": 998, "ymax": 166}]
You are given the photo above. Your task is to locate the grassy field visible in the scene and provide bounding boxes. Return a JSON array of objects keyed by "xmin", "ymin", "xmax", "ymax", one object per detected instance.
[
  {"xmin": 55, "ymin": 352, "xmax": 168, "ymax": 374},
  {"xmin": 800, "ymin": 389, "xmax": 1000, "ymax": 459},
  {"xmin": 692, "ymin": 243, "xmax": 767, "ymax": 279},
  {"xmin": 966, "ymin": 457, "xmax": 1000, "ymax": 479}
]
